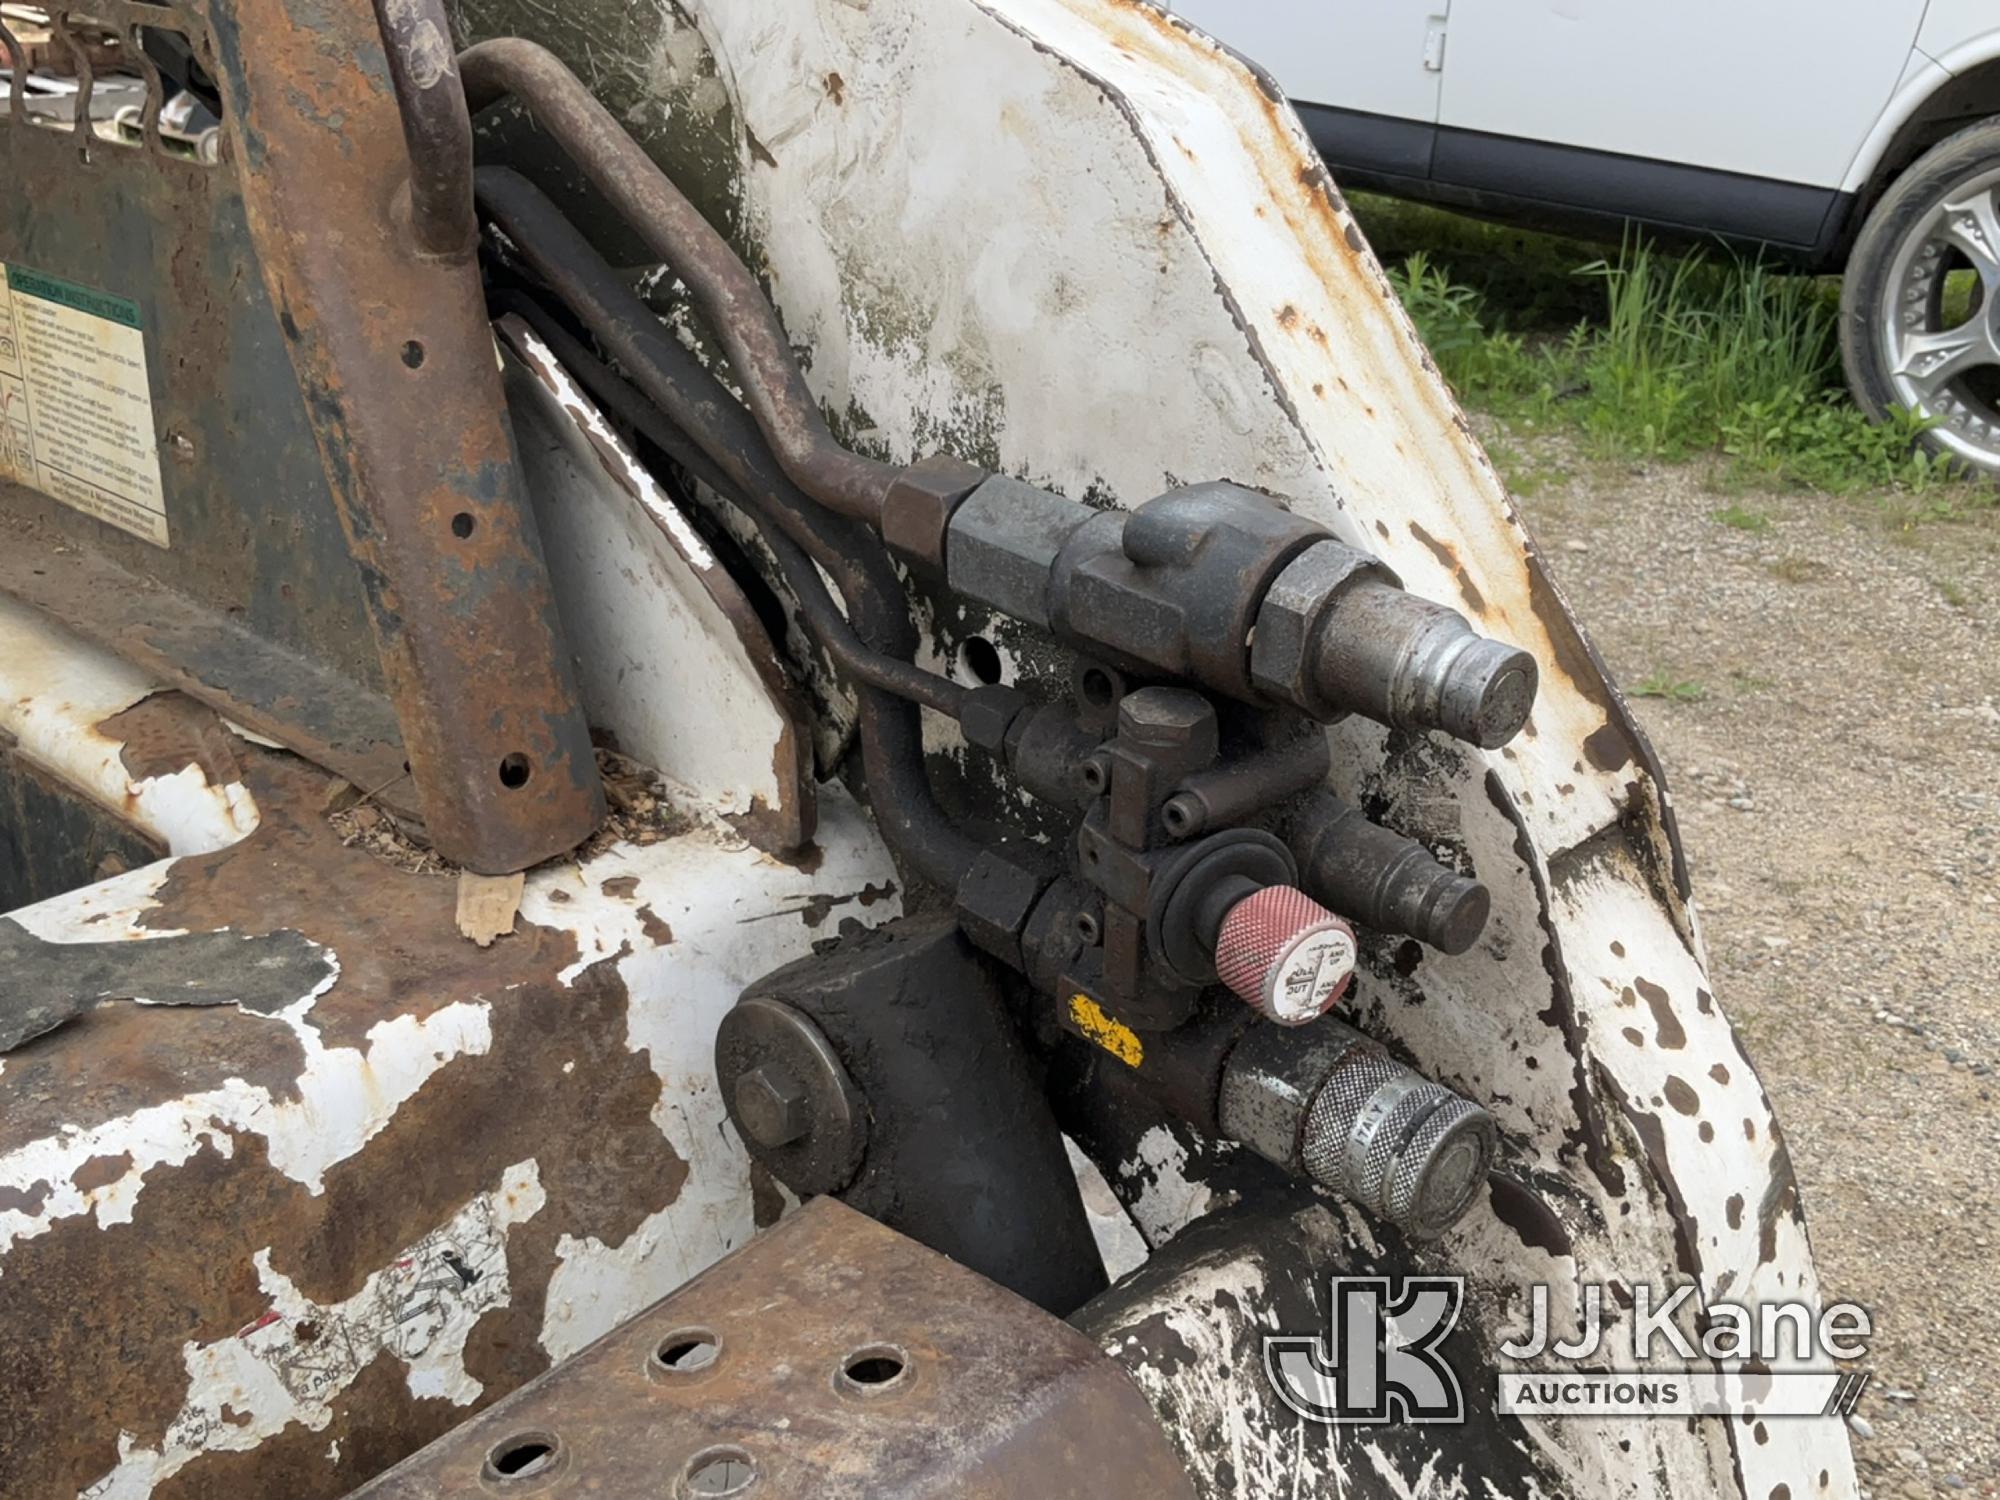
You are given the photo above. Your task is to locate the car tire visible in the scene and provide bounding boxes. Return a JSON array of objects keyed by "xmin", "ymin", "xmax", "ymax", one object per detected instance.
[{"xmin": 1841, "ymin": 116, "xmax": 2000, "ymax": 475}]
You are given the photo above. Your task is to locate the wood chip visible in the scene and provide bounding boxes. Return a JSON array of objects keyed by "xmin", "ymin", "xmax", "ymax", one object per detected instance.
[{"xmin": 456, "ymin": 871, "xmax": 525, "ymax": 947}]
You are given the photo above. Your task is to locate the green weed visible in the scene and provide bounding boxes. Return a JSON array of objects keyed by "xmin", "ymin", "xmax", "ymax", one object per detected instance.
[
  {"xmin": 1712, "ymin": 504, "xmax": 1771, "ymax": 533},
  {"xmin": 1632, "ymin": 673, "xmax": 1708, "ymax": 703},
  {"xmin": 1365, "ymin": 199, "xmax": 1989, "ymax": 499}
]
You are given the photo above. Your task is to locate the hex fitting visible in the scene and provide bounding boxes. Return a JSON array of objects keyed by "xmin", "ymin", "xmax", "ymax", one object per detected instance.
[
  {"xmin": 734, "ymin": 1064, "xmax": 809, "ymax": 1147},
  {"xmin": 946, "ymin": 483, "xmax": 1534, "ymax": 747},
  {"xmin": 1219, "ymin": 1017, "xmax": 1496, "ymax": 1240},
  {"xmin": 879, "ymin": 453, "xmax": 988, "ymax": 575},
  {"xmin": 1249, "ymin": 539, "xmax": 1392, "ymax": 716},
  {"xmin": 946, "ymin": 476, "xmax": 1098, "ymax": 629},
  {"xmin": 1252, "ymin": 540, "xmax": 1538, "ymax": 748},
  {"xmin": 715, "ymin": 997, "xmax": 868, "ymax": 1197}
]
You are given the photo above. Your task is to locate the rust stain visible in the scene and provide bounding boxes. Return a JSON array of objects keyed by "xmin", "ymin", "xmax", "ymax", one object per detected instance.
[
  {"xmin": 1581, "ymin": 720, "xmax": 1633, "ymax": 773},
  {"xmin": 0, "ymin": 1180, "xmax": 52, "ymax": 1215},
  {"xmin": 0, "ymin": 1002, "xmax": 309, "ymax": 1159},
  {"xmin": 1756, "ymin": 1141, "xmax": 1803, "ymax": 1265},
  {"xmin": 69, "ymin": 1152, "xmax": 134, "ymax": 1194},
  {"xmin": 634, "ymin": 904, "xmax": 674, "ymax": 946},
  {"xmin": 1636, "ymin": 977, "xmax": 1685, "ymax": 1050},
  {"xmin": 0, "ymin": 750, "xmax": 690, "ymax": 1496},
  {"xmin": 98, "ymin": 691, "xmax": 243, "ymax": 788},
  {"xmin": 1407, "ymin": 520, "xmax": 1487, "ymax": 615},
  {"xmin": 154, "ymin": 1353, "xmax": 462, "ymax": 1500}
]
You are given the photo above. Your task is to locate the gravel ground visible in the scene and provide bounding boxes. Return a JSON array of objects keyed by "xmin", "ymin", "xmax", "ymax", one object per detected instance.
[{"xmin": 1512, "ymin": 445, "xmax": 2000, "ymax": 1498}]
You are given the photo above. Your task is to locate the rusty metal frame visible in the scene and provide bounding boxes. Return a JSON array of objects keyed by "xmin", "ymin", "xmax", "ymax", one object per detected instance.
[
  {"xmin": 352, "ymin": 1196, "xmax": 1194, "ymax": 1498},
  {"xmin": 0, "ymin": 0, "xmax": 601, "ymax": 871}
]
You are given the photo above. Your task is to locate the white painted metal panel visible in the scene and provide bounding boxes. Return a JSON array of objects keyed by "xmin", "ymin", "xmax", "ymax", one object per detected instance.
[
  {"xmin": 1441, "ymin": 0, "xmax": 1926, "ymax": 187},
  {"xmin": 1168, "ymin": 0, "xmax": 1443, "ymax": 123},
  {"xmin": 1918, "ymin": 0, "xmax": 2000, "ymax": 77}
]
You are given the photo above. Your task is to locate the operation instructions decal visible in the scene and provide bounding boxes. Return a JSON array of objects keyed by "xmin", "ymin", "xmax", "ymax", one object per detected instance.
[{"xmin": 0, "ymin": 261, "xmax": 170, "ymax": 547}]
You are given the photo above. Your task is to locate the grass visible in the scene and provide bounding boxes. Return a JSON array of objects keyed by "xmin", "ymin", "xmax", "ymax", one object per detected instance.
[
  {"xmin": 1712, "ymin": 504, "xmax": 1772, "ymax": 533},
  {"xmin": 1632, "ymin": 672, "xmax": 1708, "ymax": 703},
  {"xmin": 1355, "ymin": 196, "xmax": 1986, "ymax": 502}
]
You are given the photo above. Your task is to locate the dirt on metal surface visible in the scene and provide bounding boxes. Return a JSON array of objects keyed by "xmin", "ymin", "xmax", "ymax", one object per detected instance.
[{"xmin": 353, "ymin": 1196, "xmax": 1196, "ymax": 1499}]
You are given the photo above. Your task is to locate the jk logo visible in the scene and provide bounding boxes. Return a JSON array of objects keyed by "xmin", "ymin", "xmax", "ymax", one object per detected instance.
[{"xmin": 1265, "ymin": 1276, "xmax": 1467, "ymax": 1424}]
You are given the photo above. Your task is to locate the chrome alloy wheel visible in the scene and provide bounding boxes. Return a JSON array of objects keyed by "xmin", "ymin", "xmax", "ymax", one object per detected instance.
[{"xmin": 1881, "ymin": 163, "xmax": 2000, "ymax": 472}]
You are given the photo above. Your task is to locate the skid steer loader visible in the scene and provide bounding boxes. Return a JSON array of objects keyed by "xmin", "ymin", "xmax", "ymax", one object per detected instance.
[{"xmin": 0, "ymin": 0, "xmax": 1858, "ymax": 1494}]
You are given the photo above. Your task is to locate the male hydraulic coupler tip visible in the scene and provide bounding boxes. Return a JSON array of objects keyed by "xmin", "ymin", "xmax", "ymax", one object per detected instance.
[
  {"xmin": 1290, "ymin": 791, "xmax": 1492, "ymax": 956},
  {"xmin": 1252, "ymin": 540, "xmax": 1538, "ymax": 749}
]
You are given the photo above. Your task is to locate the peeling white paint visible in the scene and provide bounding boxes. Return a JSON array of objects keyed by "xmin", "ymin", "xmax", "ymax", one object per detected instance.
[
  {"xmin": 1119, "ymin": 1123, "xmax": 1222, "ymax": 1246},
  {"xmin": 0, "ymin": 593, "xmax": 260, "ymax": 858},
  {"xmin": 0, "ymin": 871, "xmax": 503, "ymax": 1256},
  {"xmin": 78, "ymin": 1161, "xmax": 545, "ymax": 1499},
  {"xmin": 521, "ymin": 783, "xmax": 899, "ymax": 1361},
  {"xmin": 0, "ymin": 989, "xmax": 491, "ymax": 1253},
  {"xmin": 501, "ymin": 328, "xmax": 797, "ymax": 824},
  {"xmin": 1067, "ymin": 1135, "xmax": 1150, "ymax": 1281}
]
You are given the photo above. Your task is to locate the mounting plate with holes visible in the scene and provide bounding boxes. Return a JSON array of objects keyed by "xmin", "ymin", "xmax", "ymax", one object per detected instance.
[
  {"xmin": 481, "ymin": 1429, "xmax": 566, "ymax": 1486},
  {"xmin": 651, "ymin": 1328, "xmax": 722, "ymax": 1382},
  {"xmin": 345, "ymin": 1197, "xmax": 1193, "ymax": 1499}
]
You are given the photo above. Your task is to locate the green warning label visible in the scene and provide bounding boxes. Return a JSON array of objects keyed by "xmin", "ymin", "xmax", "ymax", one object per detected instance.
[{"xmin": 0, "ymin": 260, "xmax": 168, "ymax": 547}]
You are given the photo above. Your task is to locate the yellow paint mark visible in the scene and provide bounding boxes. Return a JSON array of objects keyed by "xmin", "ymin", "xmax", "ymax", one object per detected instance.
[{"xmin": 1069, "ymin": 994, "xmax": 1143, "ymax": 1068}]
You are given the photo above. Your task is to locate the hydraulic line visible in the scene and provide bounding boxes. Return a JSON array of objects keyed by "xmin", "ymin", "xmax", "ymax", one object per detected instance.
[
  {"xmin": 476, "ymin": 176, "xmax": 981, "ymax": 888},
  {"xmin": 477, "ymin": 169, "xmax": 891, "ymax": 630},
  {"xmin": 370, "ymin": 0, "xmax": 475, "ymax": 259},
  {"xmin": 503, "ymin": 300, "xmax": 964, "ymax": 718},
  {"xmin": 460, "ymin": 38, "xmax": 897, "ymax": 524}
]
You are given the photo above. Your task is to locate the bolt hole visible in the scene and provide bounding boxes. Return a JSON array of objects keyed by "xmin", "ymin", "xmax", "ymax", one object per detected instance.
[
  {"xmin": 498, "ymin": 752, "xmax": 532, "ymax": 789},
  {"xmin": 1163, "ymin": 802, "xmax": 1191, "ymax": 833},
  {"xmin": 1079, "ymin": 666, "xmax": 1116, "ymax": 708},
  {"xmin": 956, "ymin": 635, "xmax": 1004, "ymax": 686},
  {"xmin": 1084, "ymin": 846, "xmax": 1099, "ymax": 865},
  {"xmin": 681, "ymin": 1445, "xmax": 757, "ymax": 1497},
  {"xmin": 401, "ymin": 339, "xmax": 426, "ymax": 369},
  {"xmin": 450, "ymin": 511, "xmax": 475, "ymax": 539},
  {"xmin": 1074, "ymin": 913, "xmax": 1100, "ymax": 944},
  {"xmin": 483, "ymin": 1431, "xmax": 561, "ymax": 1482},
  {"xmin": 653, "ymin": 1329, "xmax": 719, "ymax": 1375},
  {"xmin": 1080, "ymin": 761, "xmax": 1107, "ymax": 792},
  {"xmin": 836, "ymin": 1343, "xmax": 910, "ymax": 1396}
]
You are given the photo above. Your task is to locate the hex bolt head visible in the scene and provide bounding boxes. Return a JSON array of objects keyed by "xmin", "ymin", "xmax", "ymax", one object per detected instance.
[
  {"xmin": 1117, "ymin": 687, "xmax": 1218, "ymax": 755},
  {"xmin": 733, "ymin": 1065, "xmax": 809, "ymax": 1148}
]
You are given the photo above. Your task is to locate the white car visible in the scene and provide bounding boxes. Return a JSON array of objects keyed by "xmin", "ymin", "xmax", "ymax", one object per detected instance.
[{"xmin": 1169, "ymin": 0, "xmax": 2000, "ymax": 472}]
